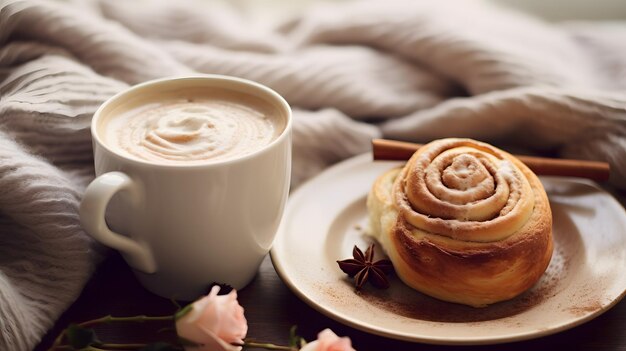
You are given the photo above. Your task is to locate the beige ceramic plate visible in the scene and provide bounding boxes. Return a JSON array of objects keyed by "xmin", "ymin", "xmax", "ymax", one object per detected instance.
[{"xmin": 271, "ymin": 153, "xmax": 626, "ymax": 345}]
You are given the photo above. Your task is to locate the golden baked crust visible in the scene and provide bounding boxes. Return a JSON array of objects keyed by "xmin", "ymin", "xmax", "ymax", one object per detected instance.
[{"xmin": 367, "ymin": 138, "xmax": 553, "ymax": 307}]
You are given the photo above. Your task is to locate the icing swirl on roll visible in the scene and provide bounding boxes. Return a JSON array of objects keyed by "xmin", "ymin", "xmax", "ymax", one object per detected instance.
[{"xmin": 394, "ymin": 139, "xmax": 535, "ymax": 242}]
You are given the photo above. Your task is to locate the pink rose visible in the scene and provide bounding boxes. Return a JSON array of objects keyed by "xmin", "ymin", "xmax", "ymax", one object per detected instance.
[
  {"xmin": 176, "ymin": 286, "xmax": 248, "ymax": 351},
  {"xmin": 300, "ymin": 329, "xmax": 356, "ymax": 351}
]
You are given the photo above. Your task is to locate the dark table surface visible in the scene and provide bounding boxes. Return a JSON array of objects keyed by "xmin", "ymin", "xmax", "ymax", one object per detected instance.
[{"xmin": 36, "ymin": 249, "xmax": 626, "ymax": 351}]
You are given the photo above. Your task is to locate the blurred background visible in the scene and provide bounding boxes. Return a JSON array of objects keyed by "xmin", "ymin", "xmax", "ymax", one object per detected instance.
[{"xmin": 222, "ymin": 0, "xmax": 626, "ymax": 25}]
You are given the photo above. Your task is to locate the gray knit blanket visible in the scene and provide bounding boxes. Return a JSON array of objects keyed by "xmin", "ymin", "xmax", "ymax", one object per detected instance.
[{"xmin": 1, "ymin": 0, "xmax": 626, "ymax": 349}]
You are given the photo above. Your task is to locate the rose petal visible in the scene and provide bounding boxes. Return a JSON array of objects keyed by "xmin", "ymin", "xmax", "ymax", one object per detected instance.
[
  {"xmin": 299, "ymin": 340, "xmax": 319, "ymax": 351},
  {"xmin": 176, "ymin": 286, "xmax": 248, "ymax": 347},
  {"xmin": 307, "ymin": 329, "xmax": 356, "ymax": 351}
]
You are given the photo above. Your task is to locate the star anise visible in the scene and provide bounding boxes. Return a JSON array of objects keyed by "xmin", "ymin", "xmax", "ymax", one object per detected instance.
[{"xmin": 337, "ymin": 244, "xmax": 394, "ymax": 289}]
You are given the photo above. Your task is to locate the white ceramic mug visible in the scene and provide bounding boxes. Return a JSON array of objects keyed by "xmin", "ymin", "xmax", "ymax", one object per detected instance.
[{"xmin": 80, "ymin": 76, "xmax": 292, "ymax": 300}]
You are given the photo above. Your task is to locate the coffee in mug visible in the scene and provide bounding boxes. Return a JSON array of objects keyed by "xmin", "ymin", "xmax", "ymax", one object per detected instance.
[
  {"xmin": 80, "ymin": 76, "xmax": 292, "ymax": 300},
  {"xmin": 100, "ymin": 89, "xmax": 285, "ymax": 164}
]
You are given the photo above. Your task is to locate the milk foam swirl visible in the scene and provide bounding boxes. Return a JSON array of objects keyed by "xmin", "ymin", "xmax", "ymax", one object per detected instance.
[{"xmin": 107, "ymin": 99, "xmax": 280, "ymax": 164}]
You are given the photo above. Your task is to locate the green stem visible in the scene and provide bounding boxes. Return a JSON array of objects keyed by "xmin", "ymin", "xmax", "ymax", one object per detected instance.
[
  {"xmin": 48, "ymin": 315, "xmax": 174, "ymax": 351},
  {"xmin": 55, "ymin": 344, "xmax": 156, "ymax": 350},
  {"xmin": 79, "ymin": 315, "xmax": 174, "ymax": 328},
  {"xmin": 96, "ymin": 343, "xmax": 151, "ymax": 350},
  {"xmin": 241, "ymin": 341, "xmax": 298, "ymax": 350}
]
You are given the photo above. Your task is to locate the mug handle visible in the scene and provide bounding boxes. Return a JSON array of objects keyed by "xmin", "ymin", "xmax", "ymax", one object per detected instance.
[{"xmin": 80, "ymin": 171, "xmax": 157, "ymax": 274}]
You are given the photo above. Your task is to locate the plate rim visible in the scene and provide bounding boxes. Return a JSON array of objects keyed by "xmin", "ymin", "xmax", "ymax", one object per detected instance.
[{"xmin": 270, "ymin": 153, "xmax": 626, "ymax": 345}]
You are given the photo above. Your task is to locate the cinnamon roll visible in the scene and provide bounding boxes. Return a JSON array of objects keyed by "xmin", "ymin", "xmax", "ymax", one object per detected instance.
[{"xmin": 367, "ymin": 138, "xmax": 553, "ymax": 307}]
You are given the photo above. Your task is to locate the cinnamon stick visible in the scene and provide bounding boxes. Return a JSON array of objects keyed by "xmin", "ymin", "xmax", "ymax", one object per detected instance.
[{"xmin": 372, "ymin": 139, "xmax": 610, "ymax": 182}]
